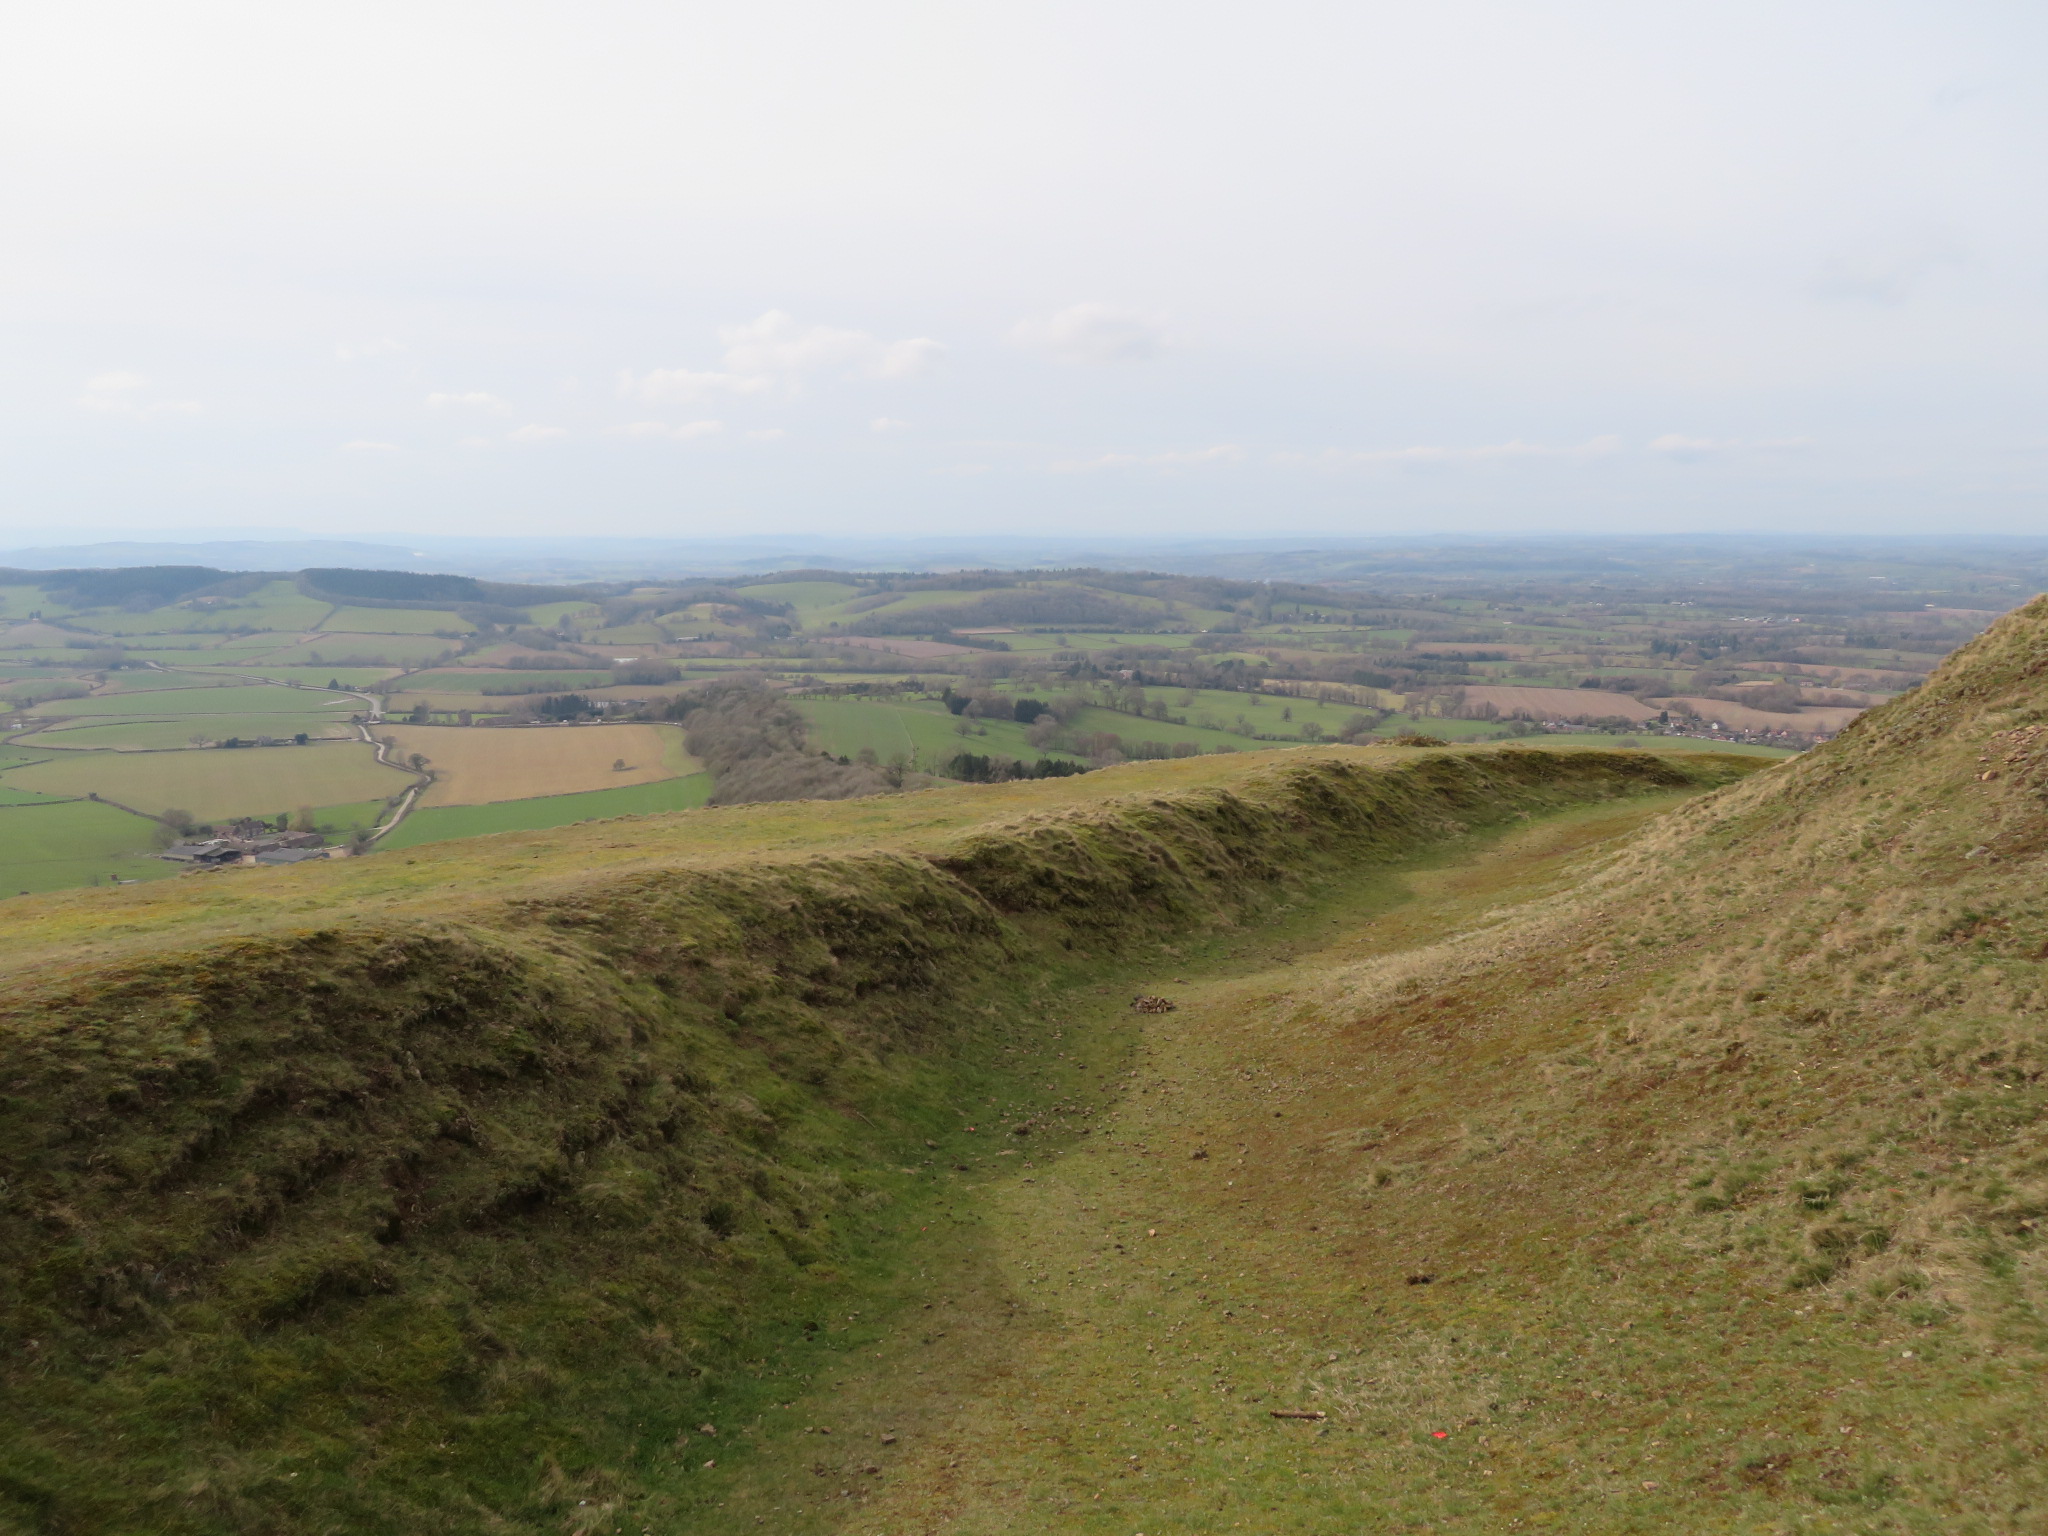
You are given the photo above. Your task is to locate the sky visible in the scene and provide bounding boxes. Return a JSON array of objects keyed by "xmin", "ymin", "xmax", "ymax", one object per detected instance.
[{"xmin": 2, "ymin": 0, "xmax": 2045, "ymax": 544}]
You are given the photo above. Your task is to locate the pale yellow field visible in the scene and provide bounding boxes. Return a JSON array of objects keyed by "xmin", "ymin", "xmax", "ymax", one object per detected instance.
[
  {"xmin": 4, "ymin": 742, "xmax": 412, "ymax": 821},
  {"xmin": 377, "ymin": 723, "xmax": 694, "ymax": 806},
  {"xmin": 1662, "ymin": 694, "xmax": 1864, "ymax": 734},
  {"xmin": 1459, "ymin": 684, "xmax": 1663, "ymax": 722}
]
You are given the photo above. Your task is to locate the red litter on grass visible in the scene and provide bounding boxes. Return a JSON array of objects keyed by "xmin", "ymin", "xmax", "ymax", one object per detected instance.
[{"xmin": 1431, "ymin": 1431, "xmax": 1448, "ymax": 1440}]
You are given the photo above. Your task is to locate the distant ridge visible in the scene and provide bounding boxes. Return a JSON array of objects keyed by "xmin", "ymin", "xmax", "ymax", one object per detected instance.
[{"xmin": 10, "ymin": 533, "xmax": 2048, "ymax": 590}]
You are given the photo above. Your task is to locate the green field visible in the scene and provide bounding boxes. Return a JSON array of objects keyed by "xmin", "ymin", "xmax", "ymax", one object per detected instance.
[
  {"xmin": 309, "ymin": 798, "xmax": 396, "ymax": 835},
  {"xmin": 0, "ymin": 799, "xmax": 175, "ymax": 893},
  {"xmin": 185, "ymin": 632, "xmax": 316, "ymax": 652},
  {"xmin": 12, "ymin": 712, "xmax": 362, "ymax": 750},
  {"xmin": 319, "ymin": 606, "xmax": 474, "ymax": 634},
  {"xmin": 255, "ymin": 634, "xmax": 459, "ymax": 666},
  {"xmin": 377, "ymin": 772, "xmax": 714, "ymax": 849},
  {"xmin": 0, "ymin": 782, "xmax": 71, "ymax": 806},
  {"xmin": 731, "ymin": 580, "xmax": 863, "ymax": 611},
  {"xmin": 0, "ymin": 585, "xmax": 63, "ymax": 620},
  {"xmin": 24, "ymin": 683, "xmax": 354, "ymax": 718},
  {"xmin": 80, "ymin": 590, "xmax": 334, "ymax": 636},
  {"xmin": 1037, "ymin": 689, "xmax": 1386, "ymax": 745},
  {"xmin": 399, "ymin": 669, "xmax": 618, "ymax": 694},
  {"xmin": 218, "ymin": 665, "xmax": 400, "ymax": 686},
  {"xmin": 521, "ymin": 600, "xmax": 600, "ymax": 626},
  {"xmin": 795, "ymin": 697, "xmax": 1077, "ymax": 767},
  {"xmin": 997, "ymin": 630, "xmax": 1208, "ymax": 652},
  {"xmin": 586, "ymin": 621, "xmax": 668, "ymax": 644},
  {"xmin": 4, "ymin": 742, "xmax": 412, "ymax": 821},
  {"xmin": 86, "ymin": 645, "xmax": 272, "ymax": 665},
  {"xmin": 89, "ymin": 668, "xmax": 251, "ymax": 694}
]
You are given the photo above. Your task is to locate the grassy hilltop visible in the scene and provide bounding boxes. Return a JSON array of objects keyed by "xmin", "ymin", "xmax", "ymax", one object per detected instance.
[{"xmin": 3, "ymin": 594, "xmax": 2048, "ymax": 1532}]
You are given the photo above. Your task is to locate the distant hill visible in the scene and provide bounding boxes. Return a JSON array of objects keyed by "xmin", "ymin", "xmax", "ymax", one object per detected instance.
[
  {"xmin": 0, "ymin": 562, "xmax": 601, "ymax": 612},
  {"xmin": 295, "ymin": 567, "xmax": 594, "ymax": 608},
  {"xmin": 17, "ymin": 532, "xmax": 2048, "ymax": 592}
]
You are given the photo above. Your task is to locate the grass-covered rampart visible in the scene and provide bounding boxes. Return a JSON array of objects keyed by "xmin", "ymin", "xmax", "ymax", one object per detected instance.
[
  {"xmin": 682, "ymin": 599, "xmax": 2048, "ymax": 1535},
  {"xmin": 0, "ymin": 745, "xmax": 1745, "ymax": 1533}
]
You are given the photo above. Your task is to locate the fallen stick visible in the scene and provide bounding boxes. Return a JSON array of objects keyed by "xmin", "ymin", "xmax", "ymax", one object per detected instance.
[{"xmin": 1268, "ymin": 1410, "xmax": 1327, "ymax": 1421}]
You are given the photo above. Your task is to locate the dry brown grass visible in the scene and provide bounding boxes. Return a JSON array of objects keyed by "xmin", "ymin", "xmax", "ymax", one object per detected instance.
[{"xmin": 379, "ymin": 722, "xmax": 691, "ymax": 806}]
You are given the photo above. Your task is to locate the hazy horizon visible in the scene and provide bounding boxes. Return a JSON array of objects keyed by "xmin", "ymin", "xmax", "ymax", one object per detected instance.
[{"xmin": 4, "ymin": 2, "xmax": 2044, "ymax": 541}]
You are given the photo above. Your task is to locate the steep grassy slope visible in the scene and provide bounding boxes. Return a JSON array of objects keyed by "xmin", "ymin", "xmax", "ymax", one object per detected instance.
[
  {"xmin": 0, "ymin": 745, "xmax": 1740, "ymax": 1534},
  {"xmin": 713, "ymin": 592, "xmax": 2048, "ymax": 1536}
]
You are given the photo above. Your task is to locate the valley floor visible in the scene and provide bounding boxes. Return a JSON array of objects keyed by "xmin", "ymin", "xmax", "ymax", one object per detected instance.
[{"xmin": 661, "ymin": 794, "xmax": 1933, "ymax": 1536}]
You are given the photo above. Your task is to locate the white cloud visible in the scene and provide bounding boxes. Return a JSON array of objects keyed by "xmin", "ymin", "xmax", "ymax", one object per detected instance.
[
  {"xmin": 77, "ymin": 372, "xmax": 200, "ymax": 418},
  {"xmin": 335, "ymin": 337, "xmax": 404, "ymax": 361},
  {"xmin": 79, "ymin": 371, "xmax": 146, "ymax": 406},
  {"xmin": 508, "ymin": 423, "xmax": 567, "ymax": 442},
  {"xmin": 1013, "ymin": 304, "xmax": 1167, "ymax": 364},
  {"xmin": 719, "ymin": 310, "xmax": 873, "ymax": 376},
  {"xmin": 1296, "ymin": 436, "xmax": 1624, "ymax": 467},
  {"xmin": 342, "ymin": 439, "xmax": 400, "ymax": 453},
  {"xmin": 621, "ymin": 369, "xmax": 773, "ymax": 405},
  {"xmin": 875, "ymin": 337, "xmax": 946, "ymax": 379},
  {"xmin": 610, "ymin": 419, "xmax": 726, "ymax": 440},
  {"xmin": 1650, "ymin": 433, "xmax": 1811, "ymax": 461},
  {"xmin": 1053, "ymin": 443, "xmax": 1242, "ymax": 471},
  {"xmin": 426, "ymin": 391, "xmax": 511, "ymax": 412},
  {"xmin": 624, "ymin": 313, "xmax": 945, "ymax": 405},
  {"xmin": 870, "ymin": 416, "xmax": 910, "ymax": 433}
]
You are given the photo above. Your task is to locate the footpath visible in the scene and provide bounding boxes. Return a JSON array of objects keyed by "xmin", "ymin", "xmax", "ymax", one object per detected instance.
[{"xmin": 679, "ymin": 796, "xmax": 1693, "ymax": 1536}]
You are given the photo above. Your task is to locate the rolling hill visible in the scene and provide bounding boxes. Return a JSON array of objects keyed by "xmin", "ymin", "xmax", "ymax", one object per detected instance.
[{"xmin": 4, "ymin": 589, "xmax": 2048, "ymax": 1532}]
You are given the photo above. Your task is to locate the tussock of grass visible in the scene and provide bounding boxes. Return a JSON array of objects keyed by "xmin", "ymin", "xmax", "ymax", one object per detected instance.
[{"xmin": 0, "ymin": 745, "xmax": 1729, "ymax": 1532}]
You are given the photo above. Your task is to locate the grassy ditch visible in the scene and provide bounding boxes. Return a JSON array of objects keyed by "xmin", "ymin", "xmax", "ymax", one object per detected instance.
[
  {"xmin": 705, "ymin": 593, "xmax": 2048, "ymax": 1535},
  {"xmin": 0, "ymin": 746, "xmax": 1752, "ymax": 1533}
]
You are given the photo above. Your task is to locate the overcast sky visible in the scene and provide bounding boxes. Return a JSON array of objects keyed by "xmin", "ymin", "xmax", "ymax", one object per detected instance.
[{"xmin": 2, "ymin": 0, "xmax": 2044, "ymax": 543}]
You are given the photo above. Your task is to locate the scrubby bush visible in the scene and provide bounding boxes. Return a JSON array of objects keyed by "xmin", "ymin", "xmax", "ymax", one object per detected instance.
[{"xmin": 682, "ymin": 682, "xmax": 893, "ymax": 805}]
